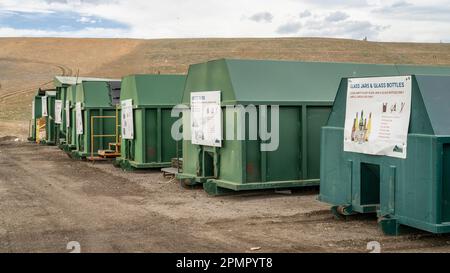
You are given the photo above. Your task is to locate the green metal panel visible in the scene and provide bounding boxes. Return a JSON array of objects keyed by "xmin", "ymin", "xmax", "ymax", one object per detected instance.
[
  {"xmin": 178, "ymin": 59, "xmax": 450, "ymax": 195},
  {"xmin": 320, "ymin": 75, "xmax": 450, "ymax": 235},
  {"xmin": 71, "ymin": 81, "xmax": 121, "ymax": 159},
  {"xmin": 117, "ymin": 74, "xmax": 186, "ymax": 170},
  {"xmin": 44, "ymin": 92, "xmax": 56, "ymax": 145}
]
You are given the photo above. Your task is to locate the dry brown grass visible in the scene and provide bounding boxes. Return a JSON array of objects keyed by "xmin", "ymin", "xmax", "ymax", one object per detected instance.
[{"xmin": 1, "ymin": 37, "xmax": 450, "ymax": 137}]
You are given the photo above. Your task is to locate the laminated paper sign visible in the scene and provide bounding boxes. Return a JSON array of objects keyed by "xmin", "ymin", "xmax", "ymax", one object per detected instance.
[
  {"xmin": 65, "ymin": 101, "xmax": 70, "ymax": 128},
  {"xmin": 76, "ymin": 102, "xmax": 83, "ymax": 135},
  {"xmin": 190, "ymin": 91, "xmax": 222, "ymax": 147},
  {"xmin": 55, "ymin": 100, "xmax": 62, "ymax": 124},
  {"xmin": 42, "ymin": 96, "xmax": 48, "ymax": 117},
  {"xmin": 121, "ymin": 99, "xmax": 134, "ymax": 140},
  {"xmin": 344, "ymin": 76, "xmax": 412, "ymax": 159}
]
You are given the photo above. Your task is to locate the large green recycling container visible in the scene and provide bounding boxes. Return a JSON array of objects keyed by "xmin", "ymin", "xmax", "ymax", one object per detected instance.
[
  {"xmin": 71, "ymin": 80, "xmax": 121, "ymax": 160},
  {"xmin": 54, "ymin": 77, "xmax": 120, "ymax": 153},
  {"xmin": 176, "ymin": 59, "xmax": 450, "ymax": 196},
  {"xmin": 320, "ymin": 74, "xmax": 450, "ymax": 235},
  {"xmin": 28, "ymin": 90, "xmax": 44, "ymax": 142},
  {"xmin": 116, "ymin": 74, "xmax": 186, "ymax": 170}
]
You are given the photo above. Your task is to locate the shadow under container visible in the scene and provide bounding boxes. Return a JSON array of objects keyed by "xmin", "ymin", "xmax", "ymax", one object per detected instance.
[
  {"xmin": 117, "ymin": 74, "xmax": 186, "ymax": 171},
  {"xmin": 319, "ymin": 75, "xmax": 450, "ymax": 235},
  {"xmin": 71, "ymin": 81, "xmax": 121, "ymax": 160},
  {"xmin": 176, "ymin": 59, "xmax": 450, "ymax": 196}
]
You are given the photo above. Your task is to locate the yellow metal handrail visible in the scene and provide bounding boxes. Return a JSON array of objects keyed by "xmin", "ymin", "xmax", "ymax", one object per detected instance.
[{"xmin": 89, "ymin": 105, "xmax": 121, "ymax": 159}]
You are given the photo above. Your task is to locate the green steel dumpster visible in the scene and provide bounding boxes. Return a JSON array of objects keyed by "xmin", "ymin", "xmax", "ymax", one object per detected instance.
[
  {"xmin": 71, "ymin": 80, "xmax": 121, "ymax": 160},
  {"xmin": 55, "ymin": 77, "xmax": 120, "ymax": 153},
  {"xmin": 41, "ymin": 90, "xmax": 57, "ymax": 145},
  {"xmin": 116, "ymin": 74, "xmax": 186, "ymax": 171},
  {"xmin": 319, "ymin": 75, "xmax": 450, "ymax": 235},
  {"xmin": 28, "ymin": 90, "xmax": 44, "ymax": 142},
  {"xmin": 176, "ymin": 59, "xmax": 450, "ymax": 196}
]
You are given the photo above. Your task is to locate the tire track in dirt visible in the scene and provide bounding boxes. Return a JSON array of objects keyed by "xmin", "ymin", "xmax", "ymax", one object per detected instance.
[{"xmin": 0, "ymin": 58, "xmax": 73, "ymax": 103}]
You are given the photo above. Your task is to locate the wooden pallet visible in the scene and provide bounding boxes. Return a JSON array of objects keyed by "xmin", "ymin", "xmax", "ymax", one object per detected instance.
[
  {"xmin": 162, "ymin": 167, "xmax": 179, "ymax": 178},
  {"xmin": 98, "ymin": 149, "xmax": 121, "ymax": 158}
]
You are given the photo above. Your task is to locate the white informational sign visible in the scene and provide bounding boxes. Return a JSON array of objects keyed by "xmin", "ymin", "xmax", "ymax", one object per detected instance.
[
  {"xmin": 121, "ymin": 99, "xmax": 134, "ymax": 139},
  {"xmin": 32, "ymin": 101, "xmax": 35, "ymax": 120},
  {"xmin": 65, "ymin": 101, "xmax": 70, "ymax": 128},
  {"xmin": 42, "ymin": 96, "xmax": 48, "ymax": 117},
  {"xmin": 76, "ymin": 102, "xmax": 83, "ymax": 135},
  {"xmin": 55, "ymin": 100, "xmax": 62, "ymax": 124},
  {"xmin": 344, "ymin": 76, "xmax": 412, "ymax": 159},
  {"xmin": 190, "ymin": 91, "xmax": 222, "ymax": 147}
]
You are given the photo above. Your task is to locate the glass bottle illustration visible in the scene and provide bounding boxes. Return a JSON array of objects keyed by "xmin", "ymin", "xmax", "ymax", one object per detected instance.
[
  {"xmin": 351, "ymin": 113, "xmax": 358, "ymax": 141},
  {"xmin": 365, "ymin": 113, "xmax": 372, "ymax": 142},
  {"xmin": 359, "ymin": 110, "xmax": 364, "ymax": 131}
]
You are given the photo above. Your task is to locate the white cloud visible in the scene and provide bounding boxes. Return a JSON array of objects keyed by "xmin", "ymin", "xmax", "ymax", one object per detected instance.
[
  {"xmin": 0, "ymin": 0, "xmax": 449, "ymax": 42},
  {"xmin": 77, "ymin": 16, "xmax": 96, "ymax": 24},
  {"xmin": 248, "ymin": 12, "xmax": 274, "ymax": 23},
  {"xmin": 299, "ymin": 10, "xmax": 311, "ymax": 18},
  {"xmin": 325, "ymin": 11, "xmax": 349, "ymax": 22}
]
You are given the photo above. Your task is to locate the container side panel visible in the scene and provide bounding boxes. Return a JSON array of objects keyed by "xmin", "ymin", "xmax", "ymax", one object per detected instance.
[
  {"xmin": 307, "ymin": 106, "xmax": 332, "ymax": 179},
  {"xmin": 219, "ymin": 111, "xmax": 244, "ymax": 183},
  {"xmin": 393, "ymin": 136, "xmax": 436, "ymax": 225},
  {"xmin": 161, "ymin": 109, "xmax": 178, "ymax": 162},
  {"xmin": 266, "ymin": 107, "xmax": 301, "ymax": 182},
  {"xmin": 443, "ymin": 144, "xmax": 450, "ymax": 222},
  {"xmin": 319, "ymin": 127, "xmax": 351, "ymax": 205},
  {"xmin": 245, "ymin": 139, "xmax": 261, "ymax": 183},
  {"xmin": 145, "ymin": 109, "xmax": 158, "ymax": 163},
  {"xmin": 133, "ymin": 109, "xmax": 145, "ymax": 163}
]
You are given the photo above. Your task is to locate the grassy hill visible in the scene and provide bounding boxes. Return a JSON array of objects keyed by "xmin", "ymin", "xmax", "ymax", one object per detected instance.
[{"xmin": 1, "ymin": 37, "xmax": 450, "ymax": 137}]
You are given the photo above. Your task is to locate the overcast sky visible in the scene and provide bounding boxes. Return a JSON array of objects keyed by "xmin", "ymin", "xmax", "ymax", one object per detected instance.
[{"xmin": 0, "ymin": 0, "xmax": 449, "ymax": 42}]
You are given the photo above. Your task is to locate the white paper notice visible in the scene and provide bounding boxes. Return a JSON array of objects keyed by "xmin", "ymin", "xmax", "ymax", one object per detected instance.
[
  {"xmin": 76, "ymin": 102, "xmax": 83, "ymax": 135},
  {"xmin": 121, "ymin": 99, "xmax": 134, "ymax": 140},
  {"xmin": 191, "ymin": 91, "xmax": 222, "ymax": 147},
  {"xmin": 42, "ymin": 96, "xmax": 48, "ymax": 117},
  {"xmin": 55, "ymin": 100, "xmax": 62, "ymax": 124},
  {"xmin": 344, "ymin": 76, "xmax": 412, "ymax": 159},
  {"xmin": 66, "ymin": 101, "xmax": 70, "ymax": 128}
]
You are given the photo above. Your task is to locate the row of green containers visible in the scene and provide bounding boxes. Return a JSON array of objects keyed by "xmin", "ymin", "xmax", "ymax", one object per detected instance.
[
  {"xmin": 30, "ymin": 75, "xmax": 186, "ymax": 169},
  {"xmin": 29, "ymin": 59, "xmax": 450, "ymax": 236}
]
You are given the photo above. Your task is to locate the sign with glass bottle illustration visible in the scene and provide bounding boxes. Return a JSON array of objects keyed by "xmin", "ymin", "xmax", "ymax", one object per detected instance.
[{"xmin": 344, "ymin": 76, "xmax": 412, "ymax": 159}]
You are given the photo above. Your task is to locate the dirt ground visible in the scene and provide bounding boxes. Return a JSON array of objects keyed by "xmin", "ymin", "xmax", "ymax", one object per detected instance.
[{"xmin": 1, "ymin": 138, "xmax": 450, "ymax": 253}]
